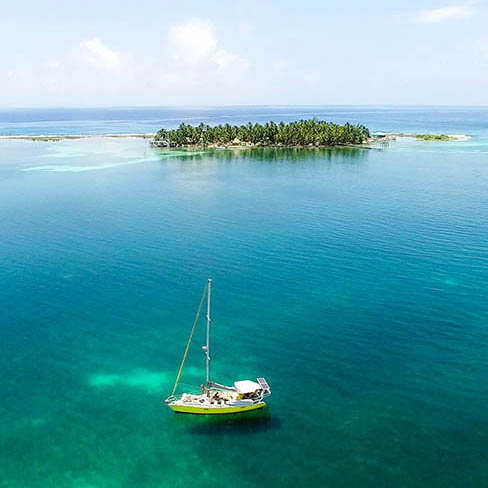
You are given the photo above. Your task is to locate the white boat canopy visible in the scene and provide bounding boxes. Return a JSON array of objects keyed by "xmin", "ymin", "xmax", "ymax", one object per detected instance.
[{"xmin": 234, "ymin": 380, "xmax": 261, "ymax": 394}]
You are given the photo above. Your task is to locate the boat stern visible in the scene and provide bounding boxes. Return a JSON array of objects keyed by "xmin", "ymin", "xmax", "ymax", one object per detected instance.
[{"xmin": 256, "ymin": 377, "xmax": 271, "ymax": 397}]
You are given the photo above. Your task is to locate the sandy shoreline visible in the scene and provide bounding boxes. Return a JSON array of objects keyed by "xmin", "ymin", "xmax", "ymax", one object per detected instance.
[
  {"xmin": 373, "ymin": 132, "xmax": 471, "ymax": 141},
  {"xmin": 0, "ymin": 132, "xmax": 471, "ymax": 143},
  {"xmin": 0, "ymin": 133, "xmax": 155, "ymax": 141}
]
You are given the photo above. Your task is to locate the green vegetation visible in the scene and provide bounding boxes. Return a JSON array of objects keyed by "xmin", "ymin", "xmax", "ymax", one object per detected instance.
[
  {"xmin": 415, "ymin": 133, "xmax": 450, "ymax": 141},
  {"xmin": 153, "ymin": 119, "xmax": 370, "ymax": 147}
]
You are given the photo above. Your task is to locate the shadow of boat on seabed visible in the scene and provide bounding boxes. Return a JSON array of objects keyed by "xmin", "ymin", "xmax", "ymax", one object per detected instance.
[{"xmin": 173, "ymin": 407, "xmax": 281, "ymax": 436}]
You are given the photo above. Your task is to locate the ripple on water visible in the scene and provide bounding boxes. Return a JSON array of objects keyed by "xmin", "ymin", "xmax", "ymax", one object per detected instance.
[{"xmin": 1, "ymin": 134, "xmax": 488, "ymax": 487}]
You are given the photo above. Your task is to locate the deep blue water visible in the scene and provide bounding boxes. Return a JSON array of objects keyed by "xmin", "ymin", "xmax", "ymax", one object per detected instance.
[
  {"xmin": 1, "ymin": 105, "xmax": 488, "ymax": 137},
  {"xmin": 1, "ymin": 107, "xmax": 488, "ymax": 487}
]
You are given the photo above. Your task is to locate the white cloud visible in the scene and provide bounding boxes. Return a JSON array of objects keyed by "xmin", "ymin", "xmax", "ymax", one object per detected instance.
[
  {"xmin": 78, "ymin": 37, "xmax": 122, "ymax": 69},
  {"xmin": 212, "ymin": 49, "xmax": 249, "ymax": 75},
  {"xmin": 416, "ymin": 4, "xmax": 472, "ymax": 23},
  {"xmin": 169, "ymin": 19, "xmax": 217, "ymax": 65},
  {"xmin": 167, "ymin": 18, "xmax": 250, "ymax": 79},
  {"xmin": 2, "ymin": 21, "xmax": 252, "ymax": 106}
]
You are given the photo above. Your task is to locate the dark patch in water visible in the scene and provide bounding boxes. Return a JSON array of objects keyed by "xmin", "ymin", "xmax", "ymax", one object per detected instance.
[{"xmin": 178, "ymin": 409, "xmax": 282, "ymax": 436}]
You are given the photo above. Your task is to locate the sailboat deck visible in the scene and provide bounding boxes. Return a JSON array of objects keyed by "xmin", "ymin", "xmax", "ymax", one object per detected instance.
[{"xmin": 168, "ymin": 390, "xmax": 266, "ymax": 414}]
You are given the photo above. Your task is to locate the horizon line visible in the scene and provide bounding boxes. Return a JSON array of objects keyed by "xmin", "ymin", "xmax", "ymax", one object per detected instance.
[{"xmin": 1, "ymin": 104, "xmax": 488, "ymax": 111}]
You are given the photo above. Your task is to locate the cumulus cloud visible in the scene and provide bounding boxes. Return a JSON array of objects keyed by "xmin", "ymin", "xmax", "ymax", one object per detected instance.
[
  {"xmin": 416, "ymin": 4, "xmax": 473, "ymax": 23},
  {"xmin": 169, "ymin": 19, "xmax": 217, "ymax": 65},
  {"xmin": 78, "ymin": 37, "xmax": 123, "ymax": 69},
  {"xmin": 213, "ymin": 49, "xmax": 249, "ymax": 74},
  {"xmin": 167, "ymin": 19, "xmax": 249, "ymax": 77},
  {"xmin": 3, "ymin": 20, "xmax": 251, "ymax": 106}
]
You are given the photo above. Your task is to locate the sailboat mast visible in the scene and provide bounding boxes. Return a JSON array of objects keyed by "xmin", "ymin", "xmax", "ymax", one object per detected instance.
[{"xmin": 205, "ymin": 278, "xmax": 212, "ymax": 386}]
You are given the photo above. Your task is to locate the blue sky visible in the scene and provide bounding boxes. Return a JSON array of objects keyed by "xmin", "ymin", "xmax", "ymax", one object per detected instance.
[{"xmin": 1, "ymin": 0, "xmax": 486, "ymax": 106}]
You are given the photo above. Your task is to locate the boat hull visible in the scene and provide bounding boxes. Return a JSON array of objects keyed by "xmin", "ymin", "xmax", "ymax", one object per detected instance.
[{"xmin": 168, "ymin": 401, "xmax": 266, "ymax": 415}]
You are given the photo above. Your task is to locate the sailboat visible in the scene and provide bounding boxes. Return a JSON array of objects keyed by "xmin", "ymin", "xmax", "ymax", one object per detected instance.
[{"xmin": 165, "ymin": 279, "xmax": 271, "ymax": 414}]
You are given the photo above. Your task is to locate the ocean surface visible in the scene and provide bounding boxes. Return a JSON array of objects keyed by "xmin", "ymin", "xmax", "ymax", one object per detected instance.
[
  {"xmin": 1, "ymin": 105, "xmax": 488, "ymax": 137},
  {"xmin": 1, "ymin": 107, "xmax": 488, "ymax": 487}
]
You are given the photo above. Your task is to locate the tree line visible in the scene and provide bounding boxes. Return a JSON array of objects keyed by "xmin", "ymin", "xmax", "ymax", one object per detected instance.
[{"xmin": 154, "ymin": 119, "xmax": 370, "ymax": 147}]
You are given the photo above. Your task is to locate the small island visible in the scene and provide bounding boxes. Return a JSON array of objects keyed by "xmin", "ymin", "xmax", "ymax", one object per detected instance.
[
  {"xmin": 373, "ymin": 132, "xmax": 469, "ymax": 142},
  {"xmin": 152, "ymin": 120, "xmax": 371, "ymax": 148},
  {"xmin": 415, "ymin": 133, "xmax": 450, "ymax": 141}
]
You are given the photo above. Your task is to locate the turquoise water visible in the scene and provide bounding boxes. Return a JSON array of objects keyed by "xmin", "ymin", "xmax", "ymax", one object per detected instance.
[{"xmin": 1, "ymin": 109, "xmax": 488, "ymax": 487}]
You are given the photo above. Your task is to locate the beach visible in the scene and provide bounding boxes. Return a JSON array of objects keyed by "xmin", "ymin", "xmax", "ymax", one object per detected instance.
[{"xmin": 0, "ymin": 133, "xmax": 155, "ymax": 141}]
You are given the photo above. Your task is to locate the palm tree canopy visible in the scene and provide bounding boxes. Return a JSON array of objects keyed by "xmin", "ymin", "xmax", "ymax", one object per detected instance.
[{"xmin": 154, "ymin": 119, "xmax": 370, "ymax": 147}]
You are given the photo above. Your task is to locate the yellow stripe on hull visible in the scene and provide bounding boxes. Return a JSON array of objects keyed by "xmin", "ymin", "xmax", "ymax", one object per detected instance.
[{"xmin": 168, "ymin": 402, "xmax": 265, "ymax": 415}]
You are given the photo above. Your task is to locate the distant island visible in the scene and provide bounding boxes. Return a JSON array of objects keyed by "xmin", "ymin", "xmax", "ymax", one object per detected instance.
[
  {"xmin": 415, "ymin": 133, "xmax": 450, "ymax": 141},
  {"xmin": 373, "ymin": 132, "xmax": 469, "ymax": 142},
  {"xmin": 152, "ymin": 120, "xmax": 371, "ymax": 148}
]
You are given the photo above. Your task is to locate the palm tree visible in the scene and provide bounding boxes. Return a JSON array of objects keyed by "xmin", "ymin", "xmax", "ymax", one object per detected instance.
[{"xmin": 154, "ymin": 120, "xmax": 370, "ymax": 148}]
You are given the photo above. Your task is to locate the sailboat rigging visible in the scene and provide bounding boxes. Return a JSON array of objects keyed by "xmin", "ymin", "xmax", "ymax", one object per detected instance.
[{"xmin": 165, "ymin": 279, "xmax": 271, "ymax": 415}]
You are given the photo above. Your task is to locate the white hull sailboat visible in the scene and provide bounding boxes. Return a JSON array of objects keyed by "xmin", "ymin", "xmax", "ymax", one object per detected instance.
[{"xmin": 165, "ymin": 279, "xmax": 271, "ymax": 415}]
